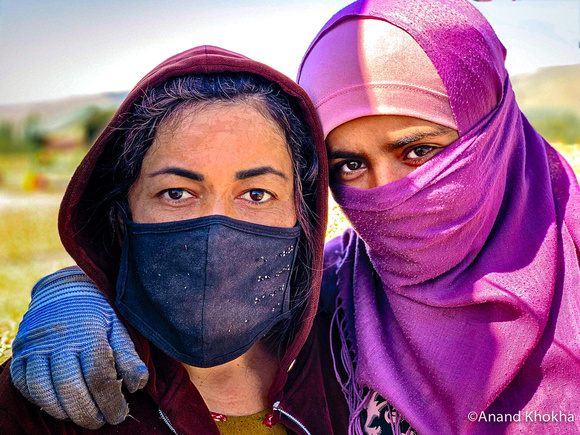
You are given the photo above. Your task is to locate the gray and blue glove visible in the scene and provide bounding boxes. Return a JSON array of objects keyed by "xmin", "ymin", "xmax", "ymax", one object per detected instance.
[{"xmin": 10, "ymin": 267, "xmax": 148, "ymax": 429}]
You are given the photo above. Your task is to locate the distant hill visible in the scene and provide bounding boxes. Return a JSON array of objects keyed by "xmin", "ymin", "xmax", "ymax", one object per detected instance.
[
  {"xmin": 511, "ymin": 64, "xmax": 580, "ymax": 144},
  {"xmin": 0, "ymin": 92, "xmax": 127, "ymax": 154},
  {"xmin": 512, "ymin": 64, "xmax": 580, "ymax": 117},
  {"xmin": 0, "ymin": 63, "xmax": 577, "ymax": 127},
  {"xmin": 0, "ymin": 92, "xmax": 127, "ymax": 125}
]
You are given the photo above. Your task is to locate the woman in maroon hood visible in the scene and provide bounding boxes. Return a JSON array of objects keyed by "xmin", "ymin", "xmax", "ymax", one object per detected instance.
[
  {"xmin": 0, "ymin": 46, "xmax": 348, "ymax": 434},
  {"xmin": 8, "ymin": 1, "xmax": 580, "ymax": 434}
]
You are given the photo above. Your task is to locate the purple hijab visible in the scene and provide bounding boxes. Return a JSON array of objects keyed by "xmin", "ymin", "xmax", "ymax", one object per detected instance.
[{"xmin": 299, "ymin": 1, "xmax": 580, "ymax": 434}]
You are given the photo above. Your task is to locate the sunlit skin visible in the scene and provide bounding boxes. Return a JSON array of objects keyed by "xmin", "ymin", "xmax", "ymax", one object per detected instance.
[
  {"xmin": 129, "ymin": 103, "xmax": 296, "ymax": 228},
  {"xmin": 327, "ymin": 115, "xmax": 459, "ymax": 189},
  {"xmin": 128, "ymin": 101, "xmax": 296, "ymax": 416}
]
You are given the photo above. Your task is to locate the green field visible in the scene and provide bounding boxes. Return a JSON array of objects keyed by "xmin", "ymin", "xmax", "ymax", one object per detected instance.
[
  {"xmin": 0, "ymin": 195, "xmax": 73, "ymax": 363},
  {"xmin": 0, "ymin": 153, "xmax": 77, "ymax": 364}
]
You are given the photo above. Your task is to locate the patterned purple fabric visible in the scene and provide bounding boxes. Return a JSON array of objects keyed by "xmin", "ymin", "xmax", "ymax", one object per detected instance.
[{"xmin": 300, "ymin": 1, "xmax": 580, "ymax": 434}]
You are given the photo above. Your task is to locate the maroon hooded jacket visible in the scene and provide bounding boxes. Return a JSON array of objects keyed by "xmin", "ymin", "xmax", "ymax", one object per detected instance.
[{"xmin": 0, "ymin": 46, "xmax": 349, "ymax": 434}]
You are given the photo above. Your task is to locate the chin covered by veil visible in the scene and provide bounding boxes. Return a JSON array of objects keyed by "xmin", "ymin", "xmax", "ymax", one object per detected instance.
[{"xmin": 298, "ymin": 0, "xmax": 580, "ymax": 434}]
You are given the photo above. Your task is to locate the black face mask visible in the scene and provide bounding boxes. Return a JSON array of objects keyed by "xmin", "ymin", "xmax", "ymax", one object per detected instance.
[{"xmin": 115, "ymin": 215, "xmax": 300, "ymax": 368}]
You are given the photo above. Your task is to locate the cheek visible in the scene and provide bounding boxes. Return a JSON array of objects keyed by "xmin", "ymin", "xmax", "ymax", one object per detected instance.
[
  {"xmin": 280, "ymin": 192, "xmax": 298, "ymax": 227},
  {"xmin": 398, "ymin": 164, "xmax": 416, "ymax": 178},
  {"xmin": 279, "ymin": 177, "xmax": 298, "ymax": 226},
  {"xmin": 241, "ymin": 182, "xmax": 297, "ymax": 228},
  {"xmin": 246, "ymin": 188, "xmax": 297, "ymax": 229},
  {"xmin": 127, "ymin": 180, "xmax": 151, "ymax": 223}
]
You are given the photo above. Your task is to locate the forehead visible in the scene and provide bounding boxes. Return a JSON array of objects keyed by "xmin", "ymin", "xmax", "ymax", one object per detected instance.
[
  {"xmin": 327, "ymin": 115, "xmax": 454, "ymax": 146},
  {"xmin": 144, "ymin": 101, "xmax": 292, "ymax": 172}
]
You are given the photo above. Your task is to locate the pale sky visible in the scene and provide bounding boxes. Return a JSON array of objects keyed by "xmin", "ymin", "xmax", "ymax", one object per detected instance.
[{"xmin": 0, "ymin": 0, "xmax": 578, "ymax": 105}]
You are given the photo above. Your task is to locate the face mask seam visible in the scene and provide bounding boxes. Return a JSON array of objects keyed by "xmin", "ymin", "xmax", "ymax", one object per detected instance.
[
  {"xmin": 202, "ymin": 224, "xmax": 210, "ymax": 358},
  {"xmin": 127, "ymin": 216, "xmax": 300, "ymax": 238}
]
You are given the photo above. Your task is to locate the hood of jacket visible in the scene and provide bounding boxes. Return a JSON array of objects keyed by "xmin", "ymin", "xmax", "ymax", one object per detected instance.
[{"xmin": 58, "ymin": 45, "xmax": 329, "ymax": 423}]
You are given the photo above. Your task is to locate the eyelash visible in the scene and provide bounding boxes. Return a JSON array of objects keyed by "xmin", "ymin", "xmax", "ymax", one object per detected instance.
[
  {"xmin": 159, "ymin": 188, "xmax": 194, "ymax": 202},
  {"xmin": 403, "ymin": 145, "xmax": 437, "ymax": 162},
  {"xmin": 239, "ymin": 189, "xmax": 274, "ymax": 204},
  {"xmin": 335, "ymin": 160, "xmax": 366, "ymax": 173},
  {"xmin": 332, "ymin": 161, "xmax": 367, "ymax": 182},
  {"xmin": 158, "ymin": 188, "xmax": 274, "ymax": 204},
  {"xmin": 332, "ymin": 145, "xmax": 439, "ymax": 175}
]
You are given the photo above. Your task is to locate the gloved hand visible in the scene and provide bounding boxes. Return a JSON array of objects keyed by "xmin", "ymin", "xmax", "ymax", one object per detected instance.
[{"xmin": 10, "ymin": 267, "xmax": 148, "ymax": 429}]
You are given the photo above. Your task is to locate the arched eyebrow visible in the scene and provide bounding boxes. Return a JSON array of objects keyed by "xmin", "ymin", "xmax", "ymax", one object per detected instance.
[
  {"xmin": 235, "ymin": 166, "xmax": 288, "ymax": 180},
  {"xmin": 149, "ymin": 167, "xmax": 204, "ymax": 181},
  {"xmin": 148, "ymin": 166, "xmax": 288, "ymax": 181},
  {"xmin": 327, "ymin": 125, "xmax": 457, "ymax": 160},
  {"xmin": 390, "ymin": 126, "xmax": 455, "ymax": 150},
  {"xmin": 328, "ymin": 150, "xmax": 363, "ymax": 160}
]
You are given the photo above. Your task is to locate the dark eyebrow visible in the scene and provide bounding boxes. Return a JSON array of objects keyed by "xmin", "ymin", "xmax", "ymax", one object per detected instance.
[
  {"xmin": 235, "ymin": 166, "xmax": 288, "ymax": 181},
  {"xmin": 390, "ymin": 126, "xmax": 455, "ymax": 150},
  {"xmin": 328, "ymin": 150, "xmax": 364, "ymax": 161},
  {"xmin": 149, "ymin": 167, "xmax": 204, "ymax": 181},
  {"xmin": 328, "ymin": 126, "xmax": 456, "ymax": 159}
]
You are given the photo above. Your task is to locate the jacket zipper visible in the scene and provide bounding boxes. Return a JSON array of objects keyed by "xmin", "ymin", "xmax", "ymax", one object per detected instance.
[
  {"xmin": 159, "ymin": 409, "xmax": 178, "ymax": 435},
  {"xmin": 272, "ymin": 401, "xmax": 312, "ymax": 435}
]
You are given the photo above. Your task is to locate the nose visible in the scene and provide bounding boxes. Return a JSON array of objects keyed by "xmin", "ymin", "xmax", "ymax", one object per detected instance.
[
  {"xmin": 197, "ymin": 195, "xmax": 234, "ymax": 219},
  {"xmin": 371, "ymin": 158, "xmax": 410, "ymax": 188}
]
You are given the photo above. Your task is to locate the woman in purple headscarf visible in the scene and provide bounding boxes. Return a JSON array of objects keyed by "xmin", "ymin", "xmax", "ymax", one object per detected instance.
[
  {"xmin": 298, "ymin": 0, "xmax": 580, "ymax": 434},
  {"xmin": 8, "ymin": 0, "xmax": 580, "ymax": 434}
]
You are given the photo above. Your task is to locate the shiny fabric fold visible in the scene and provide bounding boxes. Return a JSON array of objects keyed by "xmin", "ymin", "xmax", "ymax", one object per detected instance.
[
  {"xmin": 297, "ymin": 17, "xmax": 457, "ymax": 136},
  {"xmin": 301, "ymin": 0, "xmax": 580, "ymax": 434}
]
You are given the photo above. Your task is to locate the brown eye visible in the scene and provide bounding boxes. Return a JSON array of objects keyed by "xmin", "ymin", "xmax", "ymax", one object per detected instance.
[
  {"xmin": 406, "ymin": 145, "xmax": 435, "ymax": 159},
  {"xmin": 161, "ymin": 188, "xmax": 193, "ymax": 201},
  {"xmin": 167, "ymin": 189, "xmax": 184, "ymax": 200},
  {"xmin": 241, "ymin": 189, "xmax": 272, "ymax": 203},
  {"xmin": 249, "ymin": 190, "xmax": 265, "ymax": 201},
  {"xmin": 339, "ymin": 160, "xmax": 366, "ymax": 172}
]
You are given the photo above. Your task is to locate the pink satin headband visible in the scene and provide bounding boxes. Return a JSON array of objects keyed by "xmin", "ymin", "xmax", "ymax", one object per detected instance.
[{"xmin": 298, "ymin": 17, "xmax": 457, "ymax": 137}]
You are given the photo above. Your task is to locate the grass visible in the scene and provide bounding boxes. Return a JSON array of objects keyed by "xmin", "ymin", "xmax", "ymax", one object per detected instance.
[
  {"xmin": 0, "ymin": 194, "xmax": 73, "ymax": 364},
  {"xmin": 0, "ymin": 150, "xmax": 84, "ymax": 364}
]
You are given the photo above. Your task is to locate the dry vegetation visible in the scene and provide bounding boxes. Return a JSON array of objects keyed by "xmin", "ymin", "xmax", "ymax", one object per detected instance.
[{"xmin": 0, "ymin": 194, "xmax": 73, "ymax": 363}]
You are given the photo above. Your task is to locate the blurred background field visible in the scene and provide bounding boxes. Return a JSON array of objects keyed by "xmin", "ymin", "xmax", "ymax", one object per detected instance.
[{"xmin": 0, "ymin": 63, "xmax": 579, "ymax": 364}]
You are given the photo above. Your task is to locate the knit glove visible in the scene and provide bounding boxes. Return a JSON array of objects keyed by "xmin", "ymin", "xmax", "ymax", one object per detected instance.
[{"xmin": 10, "ymin": 267, "xmax": 148, "ymax": 429}]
